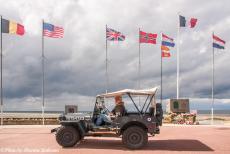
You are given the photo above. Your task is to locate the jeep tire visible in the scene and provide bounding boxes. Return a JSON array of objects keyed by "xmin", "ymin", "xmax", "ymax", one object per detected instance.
[
  {"xmin": 122, "ymin": 126, "xmax": 148, "ymax": 149},
  {"xmin": 56, "ymin": 126, "xmax": 80, "ymax": 147}
]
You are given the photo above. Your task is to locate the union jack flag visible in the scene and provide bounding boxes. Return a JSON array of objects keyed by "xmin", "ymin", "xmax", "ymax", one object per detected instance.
[{"xmin": 106, "ymin": 27, "xmax": 125, "ymax": 41}]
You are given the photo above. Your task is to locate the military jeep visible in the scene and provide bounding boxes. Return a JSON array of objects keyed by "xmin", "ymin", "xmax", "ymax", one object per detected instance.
[{"xmin": 52, "ymin": 87, "xmax": 163, "ymax": 149}]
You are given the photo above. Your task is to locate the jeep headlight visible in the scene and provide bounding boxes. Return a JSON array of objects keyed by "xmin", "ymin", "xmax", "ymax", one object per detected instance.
[{"xmin": 58, "ymin": 115, "xmax": 66, "ymax": 121}]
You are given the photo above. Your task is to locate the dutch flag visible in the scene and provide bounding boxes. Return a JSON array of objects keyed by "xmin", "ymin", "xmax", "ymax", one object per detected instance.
[
  {"xmin": 162, "ymin": 34, "xmax": 175, "ymax": 47},
  {"xmin": 213, "ymin": 34, "xmax": 225, "ymax": 49}
]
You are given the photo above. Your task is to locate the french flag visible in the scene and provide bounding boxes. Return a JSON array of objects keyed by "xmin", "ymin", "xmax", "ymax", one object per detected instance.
[
  {"xmin": 213, "ymin": 34, "xmax": 225, "ymax": 49},
  {"xmin": 179, "ymin": 15, "xmax": 198, "ymax": 28}
]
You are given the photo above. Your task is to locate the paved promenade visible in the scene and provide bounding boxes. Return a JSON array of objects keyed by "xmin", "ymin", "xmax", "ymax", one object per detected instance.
[{"xmin": 0, "ymin": 125, "xmax": 230, "ymax": 154}]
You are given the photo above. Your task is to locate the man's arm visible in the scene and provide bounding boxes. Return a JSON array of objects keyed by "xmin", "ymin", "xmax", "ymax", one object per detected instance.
[{"xmin": 111, "ymin": 107, "xmax": 116, "ymax": 115}]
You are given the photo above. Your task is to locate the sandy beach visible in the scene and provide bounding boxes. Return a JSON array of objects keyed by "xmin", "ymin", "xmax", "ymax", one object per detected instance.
[{"xmin": 1, "ymin": 112, "xmax": 230, "ymax": 125}]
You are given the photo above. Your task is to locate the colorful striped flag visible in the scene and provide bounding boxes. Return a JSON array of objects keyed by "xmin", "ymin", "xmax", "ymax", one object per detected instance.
[
  {"xmin": 213, "ymin": 34, "xmax": 225, "ymax": 49},
  {"xmin": 43, "ymin": 22, "xmax": 64, "ymax": 38},
  {"xmin": 161, "ymin": 34, "xmax": 175, "ymax": 57},
  {"xmin": 1, "ymin": 18, "xmax": 24, "ymax": 36}
]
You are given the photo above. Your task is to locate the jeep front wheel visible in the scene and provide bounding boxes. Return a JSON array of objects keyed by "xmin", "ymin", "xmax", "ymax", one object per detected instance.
[
  {"xmin": 122, "ymin": 126, "xmax": 148, "ymax": 149},
  {"xmin": 56, "ymin": 126, "xmax": 80, "ymax": 147}
]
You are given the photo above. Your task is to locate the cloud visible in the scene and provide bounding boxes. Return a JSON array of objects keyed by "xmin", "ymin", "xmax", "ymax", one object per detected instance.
[{"xmin": 0, "ymin": 0, "xmax": 229, "ymax": 111}]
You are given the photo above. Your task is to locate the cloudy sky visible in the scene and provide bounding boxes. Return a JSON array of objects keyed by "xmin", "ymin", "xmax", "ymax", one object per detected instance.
[{"xmin": 0, "ymin": 0, "xmax": 230, "ymax": 112}]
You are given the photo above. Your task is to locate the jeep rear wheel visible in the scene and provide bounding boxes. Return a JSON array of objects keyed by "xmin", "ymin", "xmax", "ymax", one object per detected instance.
[
  {"xmin": 122, "ymin": 126, "xmax": 148, "ymax": 149},
  {"xmin": 56, "ymin": 126, "xmax": 80, "ymax": 147}
]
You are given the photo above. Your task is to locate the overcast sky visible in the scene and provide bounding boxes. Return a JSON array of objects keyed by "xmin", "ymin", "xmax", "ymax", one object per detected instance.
[{"xmin": 0, "ymin": 0, "xmax": 230, "ymax": 112}]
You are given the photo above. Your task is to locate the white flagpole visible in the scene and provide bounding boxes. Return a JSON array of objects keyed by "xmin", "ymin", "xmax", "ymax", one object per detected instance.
[
  {"xmin": 138, "ymin": 28, "xmax": 141, "ymax": 91},
  {"xmin": 160, "ymin": 32, "xmax": 163, "ymax": 104},
  {"xmin": 42, "ymin": 20, "xmax": 45, "ymax": 125},
  {"xmin": 177, "ymin": 14, "xmax": 180, "ymax": 99},
  {"xmin": 211, "ymin": 31, "xmax": 214, "ymax": 125},
  {"xmin": 105, "ymin": 25, "xmax": 108, "ymax": 93},
  {"xmin": 0, "ymin": 15, "xmax": 3, "ymax": 126},
  {"xmin": 138, "ymin": 28, "xmax": 141, "ymax": 106}
]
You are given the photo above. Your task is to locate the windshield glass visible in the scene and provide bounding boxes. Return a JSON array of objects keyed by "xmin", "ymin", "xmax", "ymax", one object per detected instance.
[{"xmin": 103, "ymin": 95, "xmax": 155, "ymax": 112}]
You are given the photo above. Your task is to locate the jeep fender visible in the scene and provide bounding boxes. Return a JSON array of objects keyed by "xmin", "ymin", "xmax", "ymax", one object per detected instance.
[
  {"xmin": 60, "ymin": 121, "xmax": 87, "ymax": 138},
  {"xmin": 120, "ymin": 121, "xmax": 148, "ymax": 135}
]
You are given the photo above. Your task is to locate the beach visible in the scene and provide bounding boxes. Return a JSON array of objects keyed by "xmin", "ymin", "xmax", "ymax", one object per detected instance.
[
  {"xmin": 1, "ymin": 112, "xmax": 230, "ymax": 125},
  {"xmin": 197, "ymin": 114, "xmax": 230, "ymax": 125}
]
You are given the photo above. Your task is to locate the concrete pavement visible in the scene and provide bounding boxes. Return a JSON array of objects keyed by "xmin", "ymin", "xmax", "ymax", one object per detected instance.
[{"xmin": 0, "ymin": 125, "xmax": 230, "ymax": 154}]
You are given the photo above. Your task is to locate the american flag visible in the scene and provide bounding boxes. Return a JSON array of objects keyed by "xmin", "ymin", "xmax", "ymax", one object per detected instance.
[
  {"xmin": 106, "ymin": 27, "xmax": 125, "ymax": 41},
  {"xmin": 43, "ymin": 22, "xmax": 64, "ymax": 38}
]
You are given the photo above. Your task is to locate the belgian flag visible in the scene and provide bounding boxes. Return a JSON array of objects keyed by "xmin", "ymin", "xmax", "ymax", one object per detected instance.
[{"xmin": 1, "ymin": 18, "xmax": 25, "ymax": 36}]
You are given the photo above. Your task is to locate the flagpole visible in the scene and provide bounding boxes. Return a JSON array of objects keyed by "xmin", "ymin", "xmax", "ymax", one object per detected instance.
[
  {"xmin": 160, "ymin": 32, "xmax": 163, "ymax": 104},
  {"xmin": 138, "ymin": 28, "xmax": 141, "ymax": 106},
  {"xmin": 177, "ymin": 14, "xmax": 180, "ymax": 99},
  {"xmin": 42, "ymin": 20, "xmax": 45, "ymax": 125},
  {"xmin": 138, "ymin": 28, "xmax": 141, "ymax": 90},
  {"xmin": 0, "ymin": 15, "xmax": 3, "ymax": 126},
  {"xmin": 105, "ymin": 24, "xmax": 108, "ymax": 93},
  {"xmin": 211, "ymin": 31, "xmax": 214, "ymax": 125}
]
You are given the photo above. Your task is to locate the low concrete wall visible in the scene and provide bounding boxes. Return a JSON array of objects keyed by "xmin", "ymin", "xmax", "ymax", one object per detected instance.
[{"xmin": 0, "ymin": 118, "xmax": 59, "ymax": 125}]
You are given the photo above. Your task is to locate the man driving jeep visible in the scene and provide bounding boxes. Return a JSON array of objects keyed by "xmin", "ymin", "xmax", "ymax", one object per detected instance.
[{"xmin": 95, "ymin": 103, "xmax": 112, "ymax": 126}]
